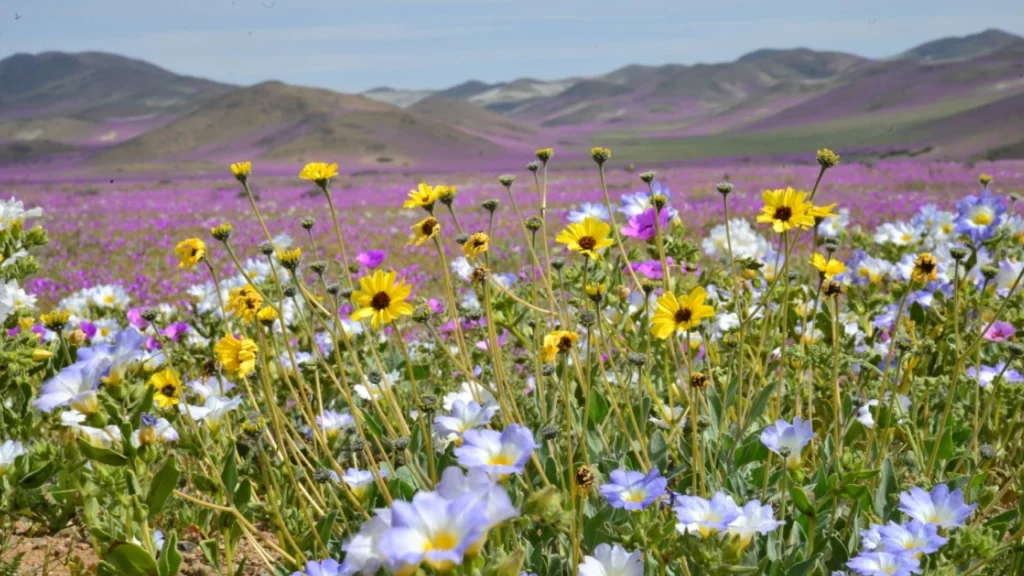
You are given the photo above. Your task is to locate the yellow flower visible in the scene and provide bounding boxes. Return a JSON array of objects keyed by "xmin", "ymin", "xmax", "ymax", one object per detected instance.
[
  {"xmin": 651, "ymin": 287, "xmax": 715, "ymax": 339},
  {"xmin": 811, "ymin": 253, "xmax": 847, "ymax": 280},
  {"xmin": 215, "ymin": 334, "xmax": 259, "ymax": 377},
  {"xmin": 912, "ymin": 253, "xmax": 938, "ymax": 284},
  {"xmin": 18, "ymin": 317, "xmax": 35, "ymax": 332},
  {"xmin": 591, "ymin": 147, "xmax": 611, "ymax": 164},
  {"xmin": 462, "ymin": 232, "xmax": 490, "ymax": 259},
  {"xmin": 276, "ymin": 247, "xmax": 302, "ymax": 270},
  {"xmin": 436, "ymin": 185, "xmax": 457, "ymax": 205},
  {"xmin": 980, "ymin": 173, "xmax": 993, "ymax": 187},
  {"xmin": 816, "ymin": 148, "xmax": 839, "ymax": 169},
  {"xmin": 350, "ymin": 270, "xmax": 415, "ymax": 329},
  {"xmin": 40, "ymin": 310, "xmax": 70, "ymax": 331},
  {"xmin": 408, "ymin": 216, "xmax": 441, "ymax": 246},
  {"xmin": 228, "ymin": 285, "xmax": 263, "ymax": 323},
  {"xmin": 299, "ymin": 162, "xmax": 339, "ymax": 186},
  {"xmin": 585, "ymin": 283, "xmax": 606, "ymax": 303},
  {"xmin": 174, "ymin": 238, "xmax": 207, "ymax": 270},
  {"xmin": 256, "ymin": 306, "xmax": 278, "ymax": 325},
  {"xmin": 809, "ymin": 203, "xmax": 837, "ymax": 223},
  {"xmin": 535, "ymin": 148, "xmax": 554, "ymax": 162},
  {"xmin": 404, "ymin": 183, "xmax": 439, "ymax": 210},
  {"xmin": 230, "ymin": 161, "xmax": 252, "ymax": 182},
  {"xmin": 210, "ymin": 222, "xmax": 233, "ymax": 242},
  {"xmin": 149, "ymin": 368, "xmax": 183, "ymax": 409},
  {"xmin": 541, "ymin": 330, "xmax": 578, "ymax": 362},
  {"xmin": 756, "ymin": 187, "xmax": 816, "ymax": 233},
  {"xmin": 556, "ymin": 217, "xmax": 614, "ymax": 260}
]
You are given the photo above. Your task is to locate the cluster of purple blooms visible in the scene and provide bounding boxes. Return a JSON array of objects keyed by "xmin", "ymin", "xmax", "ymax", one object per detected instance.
[{"xmin": 846, "ymin": 485, "xmax": 976, "ymax": 576}]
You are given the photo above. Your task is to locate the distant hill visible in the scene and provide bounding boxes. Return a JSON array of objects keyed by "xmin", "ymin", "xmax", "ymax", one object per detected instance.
[{"xmin": 897, "ymin": 29, "xmax": 1022, "ymax": 62}]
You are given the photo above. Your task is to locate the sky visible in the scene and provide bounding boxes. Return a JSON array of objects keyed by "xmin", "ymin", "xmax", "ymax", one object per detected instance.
[{"xmin": 2, "ymin": 0, "xmax": 1024, "ymax": 93}]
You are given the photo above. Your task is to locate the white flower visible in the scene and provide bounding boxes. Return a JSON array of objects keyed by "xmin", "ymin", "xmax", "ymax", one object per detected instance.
[
  {"xmin": 451, "ymin": 256, "xmax": 474, "ymax": 282},
  {"xmin": 442, "ymin": 381, "xmax": 496, "ymax": 411},
  {"xmin": 0, "ymin": 197, "xmax": 42, "ymax": 231},
  {"xmin": 817, "ymin": 207, "xmax": 850, "ymax": 237},
  {"xmin": 87, "ymin": 284, "xmax": 131, "ymax": 309},
  {"xmin": 567, "ymin": 202, "xmax": 610, "ymax": 223},
  {"xmin": 578, "ymin": 543, "xmax": 643, "ymax": 576},
  {"xmin": 179, "ymin": 396, "xmax": 243, "ymax": 432},
  {"xmin": 702, "ymin": 219, "xmax": 770, "ymax": 261},
  {"xmin": 649, "ymin": 405, "xmax": 685, "ymax": 430},
  {"xmin": 0, "ymin": 280, "xmax": 36, "ymax": 323},
  {"xmin": 0, "ymin": 439, "xmax": 26, "ymax": 475},
  {"xmin": 355, "ymin": 371, "xmax": 400, "ymax": 402},
  {"xmin": 873, "ymin": 221, "xmax": 921, "ymax": 246}
]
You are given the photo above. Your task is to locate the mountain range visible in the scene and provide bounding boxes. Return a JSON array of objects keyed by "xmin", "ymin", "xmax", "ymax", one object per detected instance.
[{"xmin": 2, "ymin": 28, "xmax": 1023, "ymax": 176}]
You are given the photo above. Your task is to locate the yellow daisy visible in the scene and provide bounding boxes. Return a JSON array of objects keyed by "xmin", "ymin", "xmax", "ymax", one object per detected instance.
[
  {"xmin": 651, "ymin": 287, "xmax": 715, "ymax": 339},
  {"xmin": 299, "ymin": 162, "xmax": 339, "ymax": 186},
  {"xmin": 230, "ymin": 161, "xmax": 252, "ymax": 181},
  {"xmin": 540, "ymin": 330, "xmax": 578, "ymax": 363},
  {"xmin": 256, "ymin": 306, "xmax": 278, "ymax": 325},
  {"xmin": 912, "ymin": 253, "xmax": 938, "ymax": 284},
  {"xmin": 149, "ymin": 368, "xmax": 183, "ymax": 409},
  {"xmin": 556, "ymin": 217, "xmax": 614, "ymax": 260},
  {"xmin": 404, "ymin": 183, "xmax": 439, "ymax": 210},
  {"xmin": 408, "ymin": 216, "xmax": 441, "ymax": 246},
  {"xmin": 215, "ymin": 334, "xmax": 259, "ymax": 377},
  {"xmin": 228, "ymin": 285, "xmax": 263, "ymax": 323},
  {"xmin": 463, "ymin": 232, "xmax": 490, "ymax": 259},
  {"xmin": 174, "ymin": 238, "xmax": 207, "ymax": 270},
  {"xmin": 811, "ymin": 253, "xmax": 847, "ymax": 280},
  {"xmin": 350, "ymin": 270, "xmax": 415, "ymax": 329},
  {"xmin": 756, "ymin": 187, "xmax": 816, "ymax": 233},
  {"xmin": 809, "ymin": 202, "xmax": 838, "ymax": 223}
]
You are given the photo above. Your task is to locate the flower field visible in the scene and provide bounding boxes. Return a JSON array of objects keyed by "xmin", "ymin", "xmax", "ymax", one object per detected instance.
[{"xmin": 2, "ymin": 150, "xmax": 1024, "ymax": 576}]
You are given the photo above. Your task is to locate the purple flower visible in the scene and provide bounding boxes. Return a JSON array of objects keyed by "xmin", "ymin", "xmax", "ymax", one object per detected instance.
[
  {"xmin": 624, "ymin": 258, "xmax": 675, "ymax": 280},
  {"xmin": 621, "ymin": 207, "xmax": 670, "ymax": 241},
  {"xmin": 79, "ymin": 321, "xmax": 97, "ymax": 339},
  {"xmin": 673, "ymin": 492, "xmax": 740, "ymax": 537},
  {"xmin": 599, "ymin": 467, "xmax": 667, "ymax": 511},
  {"xmin": 760, "ymin": 417, "xmax": 815, "ymax": 468},
  {"xmin": 161, "ymin": 321, "xmax": 189, "ymax": 342},
  {"xmin": 877, "ymin": 520, "xmax": 947, "ymax": 557},
  {"xmin": 356, "ymin": 250, "xmax": 386, "ymax": 269},
  {"xmin": 379, "ymin": 491, "xmax": 487, "ymax": 573},
  {"xmin": 455, "ymin": 424, "xmax": 536, "ymax": 476},
  {"xmin": 966, "ymin": 362, "xmax": 1024, "ymax": 388},
  {"xmin": 127, "ymin": 307, "xmax": 149, "ymax": 330},
  {"xmin": 290, "ymin": 559, "xmax": 342, "ymax": 576},
  {"xmin": 955, "ymin": 188, "xmax": 1005, "ymax": 242},
  {"xmin": 983, "ymin": 320, "xmax": 1015, "ymax": 342},
  {"xmin": 847, "ymin": 551, "xmax": 920, "ymax": 576},
  {"xmin": 898, "ymin": 485, "xmax": 976, "ymax": 527}
]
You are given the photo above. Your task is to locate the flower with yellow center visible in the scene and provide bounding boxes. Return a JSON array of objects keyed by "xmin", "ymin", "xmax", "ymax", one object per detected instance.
[
  {"xmin": 174, "ymin": 238, "xmax": 206, "ymax": 270},
  {"xmin": 228, "ymin": 285, "xmax": 263, "ymax": 323},
  {"xmin": 556, "ymin": 217, "xmax": 614, "ymax": 260},
  {"xmin": 276, "ymin": 247, "xmax": 302, "ymax": 271},
  {"xmin": 350, "ymin": 270, "xmax": 415, "ymax": 329},
  {"xmin": 229, "ymin": 161, "xmax": 251, "ymax": 182},
  {"xmin": 40, "ymin": 310, "xmax": 70, "ymax": 331},
  {"xmin": 408, "ymin": 216, "xmax": 441, "ymax": 246},
  {"xmin": 540, "ymin": 330, "xmax": 578, "ymax": 363},
  {"xmin": 404, "ymin": 183, "xmax": 439, "ymax": 211},
  {"xmin": 756, "ymin": 188, "xmax": 816, "ymax": 233},
  {"xmin": 651, "ymin": 287, "xmax": 715, "ymax": 339},
  {"xmin": 535, "ymin": 148, "xmax": 554, "ymax": 162},
  {"xmin": 811, "ymin": 253, "xmax": 847, "ymax": 280},
  {"xmin": 912, "ymin": 253, "xmax": 938, "ymax": 284},
  {"xmin": 19, "ymin": 316, "xmax": 35, "ymax": 332},
  {"xmin": 462, "ymin": 232, "xmax": 490, "ymax": 259},
  {"xmin": 210, "ymin": 222, "xmax": 233, "ymax": 242},
  {"xmin": 149, "ymin": 368, "xmax": 183, "ymax": 409},
  {"xmin": 299, "ymin": 162, "xmax": 338, "ymax": 186},
  {"xmin": 215, "ymin": 334, "xmax": 259, "ymax": 377}
]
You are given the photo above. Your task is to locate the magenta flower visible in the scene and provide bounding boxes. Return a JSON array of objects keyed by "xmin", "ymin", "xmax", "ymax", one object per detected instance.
[
  {"xmin": 161, "ymin": 321, "xmax": 189, "ymax": 342},
  {"xmin": 621, "ymin": 207, "xmax": 670, "ymax": 241},
  {"xmin": 625, "ymin": 258, "xmax": 675, "ymax": 280},
  {"xmin": 356, "ymin": 250, "xmax": 386, "ymax": 268},
  {"xmin": 127, "ymin": 308, "xmax": 149, "ymax": 330},
  {"xmin": 983, "ymin": 320, "xmax": 1015, "ymax": 342}
]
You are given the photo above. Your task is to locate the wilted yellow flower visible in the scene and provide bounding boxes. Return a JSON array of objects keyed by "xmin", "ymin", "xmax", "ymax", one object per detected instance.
[
  {"xmin": 436, "ymin": 185, "xmax": 457, "ymax": 205},
  {"xmin": 811, "ymin": 253, "xmax": 847, "ymax": 280},
  {"xmin": 404, "ymin": 183, "xmax": 439, "ymax": 211},
  {"xmin": 174, "ymin": 238, "xmax": 207, "ymax": 270},
  {"xmin": 651, "ymin": 287, "xmax": 715, "ymax": 339},
  {"xmin": 757, "ymin": 188, "xmax": 816, "ymax": 233},
  {"xmin": 276, "ymin": 247, "xmax": 302, "ymax": 270},
  {"xmin": 816, "ymin": 148, "xmax": 839, "ymax": 169},
  {"xmin": 350, "ymin": 270, "xmax": 415, "ymax": 329},
  {"xmin": 463, "ymin": 232, "xmax": 490, "ymax": 259},
  {"xmin": 230, "ymin": 161, "xmax": 252, "ymax": 182},
  {"xmin": 299, "ymin": 162, "xmax": 338, "ymax": 186},
  {"xmin": 215, "ymin": 334, "xmax": 259, "ymax": 377},
  {"xmin": 228, "ymin": 285, "xmax": 263, "ymax": 323},
  {"xmin": 149, "ymin": 368, "xmax": 183, "ymax": 409},
  {"xmin": 535, "ymin": 148, "xmax": 554, "ymax": 162},
  {"xmin": 541, "ymin": 330, "xmax": 578, "ymax": 362},
  {"xmin": 40, "ymin": 310, "xmax": 70, "ymax": 331},
  {"xmin": 556, "ymin": 217, "xmax": 613, "ymax": 260},
  {"xmin": 912, "ymin": 253, "xmax": 938, "ymax": 284},
  {"xmin": 590, "ymin": 147, "xmax": 611, "ymax": 164},
  {"xmin": 408, "ymin": 216, "xmax": 441, "ymax": 246},
  {"xmin": 210, "ymin": 222, "xmax": 233, "ymax": 242},
  {"xmin": 809, "ymin": 203, "xmax": 838, "ymax": 223},
  {"xmin": 256, "ymin": 306, "xmax": 278, "ymax": 325}
]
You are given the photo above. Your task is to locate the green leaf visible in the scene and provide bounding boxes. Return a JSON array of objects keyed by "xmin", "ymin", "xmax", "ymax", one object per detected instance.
[
  {"xmin": 746, "ymin": 382, "xmax": 776, "ymax": 426},
  {"xmin": 106, "ymin": 542, "xmax": 158, "ymax": 576},
  {"xmin": 735, "ymin": 432, "xmax": 769, "ymax": 467},
  {"xmin": 587, "ymin": 389, "xmax": 609, "ymax": 426},
  {"xmin": 985, "ymin": 509, "xmax": 1018, "ymax": 539},
  {"xmin": 157, "ymin": 532, "xmax": 183, "ymax": 576},
  {"xmin": 790, "ymin": 486, "xmax": 814, "ymax": 517},
  {"xmin": 787, "ymin": 555, "xmax": 818, "ymax": 576},
  {"xmin": 221, "ymin": 446, "xmax": 237, "ymax": 496},
  {"xmin": 909, "ymin": 301, "xmax": 926, "ymax": 326},
  {"xmin": 233, "ymin": 478, "xmax": 252, "ymax": 508},
  {"xmin": 199, "ymin": 539, "xmax": 222, "ymax": 576},
  {"xmin": 131, "ymin": 386, "xmax": 156, "ymax": 428},
  {"xmin": 316, "ymin": 510, "xmax": 338, "ymax": 549},
  {"xmin": 649, "ymin": 430, "xmax": 668, "ymax": 470},
  {"xmin": 19, "ymin": 461, "xmax": 57, "ymax": 489},
  {"xmin": 146, "ymin": 456, "xmax": 180, "ymax": 518},
  {"xmin": 874, "ymin": 458, "xmax": 898, "ymax": 519},
  {"xmin": 77, "ymin": 438, "xmax": 129, "ymax": 467}
]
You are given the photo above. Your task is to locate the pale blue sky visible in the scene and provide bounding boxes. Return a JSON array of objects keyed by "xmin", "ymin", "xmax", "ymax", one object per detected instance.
[{"xmin": 2, "ymin": 0, "xmax": 1023, "ymax": 92}]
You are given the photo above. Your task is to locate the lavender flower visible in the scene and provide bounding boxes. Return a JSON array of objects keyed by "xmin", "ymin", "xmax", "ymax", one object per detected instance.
[
  {"xmin": 877, "ymin": 520, "xmax": 946, "ymax": 557},
  {"xmin": 599, "ymin": 467, "xmax": 667, "ymax": 511},
  {"xmin": 674, "ymin": 492, "xmax": 740, "ymax": 537},
  {"xmin": 567, "ymin": 202, "xmax": 610, "ymax": 223},
  {"xmin": 726, "ymin": 500, "xmax": 783, "ymax": 547},
  {"xmin": 455, "ymin": 424, "xmax": 536, "ymax": 476},
  {"xmin": 955, "ymin": 188, "xmax": 1005, "ymax": 242},
  {"xmin": 435, "ymin": 466, "xmax": 518, "ymax": 536},
  {"xmin": 290, "ymin": 559, "xmax": 343, "ymax": 576},
  {"xmin": 898, "ymin": 485, "xmax": 976, "ymax": 527},
  {"xmin": 340, "ymin": 509, "xmax": 394, "ymax": 576},
  {"xmin": 433, "ymin": 399, "xmax": 499, "ymax": 445},
  {"xmin": 378, "ymin": 491, "xmax": 487, "ymax": 573},
  {"xmin": 760, "ymin": 417, "xmax": 815, "ymax": 468},
  {"xmin": 847, "ymin": 551, "xmax": 920, "ymax": 576}
]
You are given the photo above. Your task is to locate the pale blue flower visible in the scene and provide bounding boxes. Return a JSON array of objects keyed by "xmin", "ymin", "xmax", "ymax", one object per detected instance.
[
  {"xmin": 878, "ymin": 520, "xmax": 946, "ymax": 557},
  {"xmin": 674, "ymin": 492, "xmax": 740, "ymax": 537},
  {"xmin": 290, "ymin": 559, "xmax": 343, "ymax": 576},
  {"xmin": 341, "ymin": 509, "xmax": 394, "ymax": 576},
  {"xmin": 455, "ymin": 424, "xmax": 536, "ymax": 475},
  {"xmin": 378, "ymin": 491, "xmax": 486, "ymax": 573},
  {"xmin": 33, "ymin": 365, "xmax": 96, "ymax": 413},
  {"xmin": 898, "ymin": 485, "xmax": 976, "ymax": 527},
  {"xmin": 435, "ymin": 466, "xmax": 518, "ymax": 530},
  {"xmin": 726, "ymin": 500, "xmax": 783, "ymax": 547},
  {"xmin": 578, "ymin": 543, "xmax": 643, "ymax": 576},
  {"xmin": 433, "ymin": 400, "xmax": 499, "ymax": 444},
  {"xmin": 599, "ymin": 467, "xmax": 667, "ymax": 511},
  {"xmin": 759, "ymin": 417, "xmax": 815, "ymax": 468},
  {"xmin": 567, "ymin": 202, "xmax": 609, "ymax": 223},
  {"xmin": 955, "ymin": 189, "xmax": 1006, "ymax": 242},
  {"xmin": 847, "ymin": 551, "xmax": 920, "ymax": 576},
  {"xmin": 316, "ymin": 410, "xmax": 354, "ymax": 439}
]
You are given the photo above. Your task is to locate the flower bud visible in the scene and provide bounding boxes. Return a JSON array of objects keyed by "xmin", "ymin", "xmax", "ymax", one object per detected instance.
[
  {"xmin": 32, "ymin": 348, "xmax": 55, "ymax": 362},
  {"xmin": 301, "ymin": 217, "xmax": 315, "ymax": 230},
  {"xmin": 716, "ymin": 181, "xmax": 734, "ymax": 195},
  {"xmin": 498, "ymin": 174, "xmax": 516, "ymax": 188},
  {"xmin": 639, "ymin": 171, "xmax": 656, "ymax": 184}
]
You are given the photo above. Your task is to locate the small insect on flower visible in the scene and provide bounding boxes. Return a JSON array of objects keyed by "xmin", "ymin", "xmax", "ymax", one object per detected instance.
[
  {"xmin": 540, "ymin": 330, "xmax": 578, "ymax": 362},
  {"xmin": 556, "ymin": 217, "xmax": 614, "ymax": 260},
  {"xmin": 757, "ymin": 187, "xmax": 816, "ymax": 233},
  {"xmin": 149, "ymin": 368, "xmax": 183, "ymax": 409},
  {"xmin": 651, "ymin": 286, "xmax": 715, "ymax": 339},
  {"xmin": 214, "ymin": 333, "xmax": 259, "ymax": 377},
  {"xmin": 404, "ymin": 183, "xmax": 440, "ymax": 211},
  {"xmin": 350, "ymin": 270, "xmax": 415, "ymax": 329},
  {"xmin": 174, "ymin": 238, "xmax": 206, "ymax": 270},
  {"xmin": 911, "ymin": 253, "xmax": 938, "ymax": 284},
  {"xmin": 591, "ymin": 147, "xmax": 611, "ymax": 165},
  {"xmin": 41, "ymin": 309, "xmax": 70, "ymax": 332},
  {"xmin": 811, "ymin": 253, "xmax": 847, "ymax": 281},
  {"xmin": 229, "ymin": 161, "xmax": 252, "ymax": 182},
  {"xmin": 816, "ymin": 148, "xmax": 840, "ymax": 169},
  {"xmin": 227, "ymin": 285, "xmax": 263, "ymax": 323},
  {"xmin": 276, "ymin": 247, "xmax": 302, "ymax": 271},
  {"xmin": 462, "ymin": 232, "xmax": 490, "ymax": 259},
  {"xmin": 534, "ymin": 147, "xmax": 554, "ymax": 162},
  {"xmin": 210, "ymin": 222, "xmax": 233, "ymax": 242},
  {"xmin": 299, "ymin": 162, "xmax": 339, "ymax": 187},
  {"xmin": 408, "ymin": 216, "xmax": 440, "ymax": 246}
]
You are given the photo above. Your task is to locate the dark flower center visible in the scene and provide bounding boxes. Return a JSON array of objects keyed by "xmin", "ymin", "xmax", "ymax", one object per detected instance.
[
  {"xmin": 422, "ymin": 220, "xmax": 437, "ymax": 235},
  {"xmin": 773, "ymin": 206, "xmax": 792, "ymax": 222},
  {"xmin": 578, "ymin": 236, "xmax": 597, "ymax": 250},
  {"xmin": 918, "ymin": 261, "xmax": 934, "ymax": 273},
  {"xmin": 473, "ymin": 238, "xmax": 486, "ymax": 248},
  {"xmin": 161, "ymin": 384, "xmax": 177, "ymax": 398},
  {"xmin": 371, "ymin": 291, "xmax": 391, "ymax": 311},
  {"xmin": 558, "ymin": 336, "xmax": 574, "ymax": 351},
  {"xmin": 674, "ymin": 308, "xmax": 693, "ymax": 324}
]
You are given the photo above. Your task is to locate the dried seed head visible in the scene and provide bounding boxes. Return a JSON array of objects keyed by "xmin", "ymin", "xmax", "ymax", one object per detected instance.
[
  {"xmin": 455, "ymin": 233, "xmax": 470, "ymax": 245},
  {"xmin": 577, "ymin": 311, "xmax": 596, "ymax": 328},
  {"xmin": 498, "ymin": 174, "xmax": 516, "ymax": 188},
  {"xmin": 308, "ymin": 261, "xmax": 328, "ymax": 275},
  {"xmin": 525, "ymin": 216, "xmax": 543, "ymax": 232},
  {"xmin": 527, "ymin": 161, "xmax": 541, "ymax": 173},
  {"xmin": 301, "ymin": 217, "xmax": 316, "ymax": 230},
  {"xmin": 949, "ymin": 246, "xmax": 968, "ymax": 261},
  {"xmin": 412, "ymin": 305, "xmax": 432, "ymax": 324},
  {"xmin": 542, "ymin": 364, "xmax": 556, "ymax": 377},
  {"xmin": 550, "ymin": 258, "xmax": 566, "ymax": 271},
  {"xmin": 466, "ymin": 308, "xmax": 484, "ymax": 322},
  {"xmin": 141, "ymin": 308, "xmax": 159, "ymax": 322},
  {"xmin": 392, "ymin": 437, "xmax": 410, "ymax": 452},
  {"xmin": 418, "ymin": 395, "xmax": 438, "ymax": 414},
  {"xmin": 716, "ymin": 181, "xmax": 734, "ymax": 195},
  {"xmin": 366, "ymin": 371, "xmax": 382, "ymax": 385},
  {"xmin": 627, "ymin": 351, "xmax": 648, "ymax": 367},
  {"xmin": 575, "ymin": 465, "xmax": 595, "ymax": 491},
  {"xmin": 282, "ymin": 286, "xmax": 297, "ymax": 298},
  {"xmin": 981, "ymin": 264, "xmax": 999, "ymax": 280},
  {"xmin": 639, "ymin": 171, "xmax": 657, "ymax": 184},
  {"xmin": 540, "ymin": 425, "xmax": 559, "ymax": 441},
  {"xmin": 690, "ymin": 372, "xmax": 708, "ymax": 389},
  {"xmin": 259, "ymin": 242, "xmax": 274, "ymax": 256},
  {"xmin": 481, "ymin": 198, "xmax": 500, "ymax": 213},
  {"xmin": 823, "ymin": 236, "xmax": 841, "ymax": 252}
]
